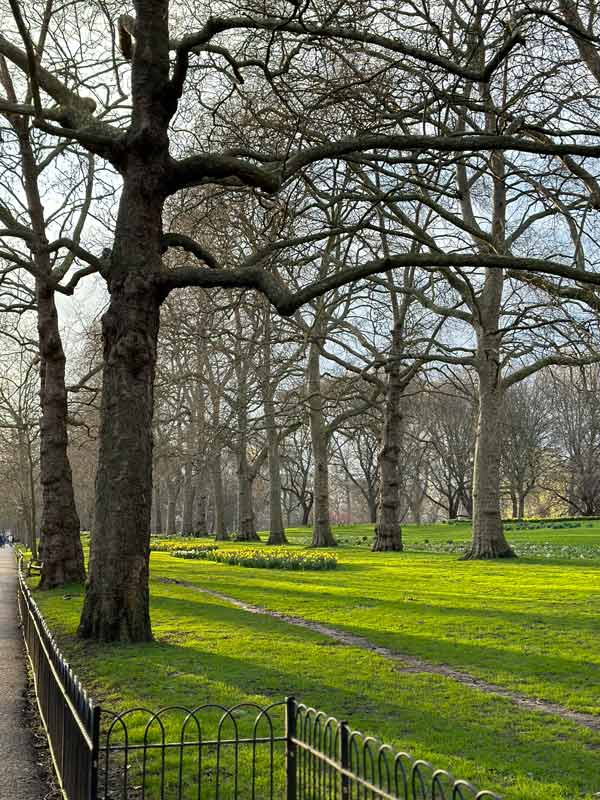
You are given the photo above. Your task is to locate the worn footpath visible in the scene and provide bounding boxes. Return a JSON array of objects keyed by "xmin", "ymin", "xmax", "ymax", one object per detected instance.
[{"xmin": 0, "ymin": 546, "xmax": 45, "ymax": 799}]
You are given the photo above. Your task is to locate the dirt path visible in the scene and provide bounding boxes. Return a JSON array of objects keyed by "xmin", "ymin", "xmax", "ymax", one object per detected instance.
[
  {"xmin": 158, "ymin": 576, "xmax": 600, "ymax": 734},
  {"xmin": 0, "ymin": 546, "xmax": 47, "ymax": 799}
]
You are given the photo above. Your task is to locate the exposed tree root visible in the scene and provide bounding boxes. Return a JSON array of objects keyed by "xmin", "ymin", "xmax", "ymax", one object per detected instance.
[{"xmin": 460, "ymin": 546, "xmax": 517, "ymax": 560}]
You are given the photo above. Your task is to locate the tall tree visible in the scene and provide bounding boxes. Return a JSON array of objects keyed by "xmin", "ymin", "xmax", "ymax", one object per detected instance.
[
  {"xmin": 0, "ymin": 53, "xmax": 92, "ymax": 586},
  {"xmin": 3, "ymin": 0, "xmax": 600, "ymax": 638}
]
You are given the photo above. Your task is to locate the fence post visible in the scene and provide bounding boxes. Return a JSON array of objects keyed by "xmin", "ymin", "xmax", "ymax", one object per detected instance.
[
  {"xmin": 340, "ymin": 720, "xmax": 350, "ymax": 800},
  {"xmin": 89, "ymin": 704, "xmax": 101, "ymax": 800},
  {"xmin": 285, "ymin": 696, "xmax": 297, "ymax": 800}
]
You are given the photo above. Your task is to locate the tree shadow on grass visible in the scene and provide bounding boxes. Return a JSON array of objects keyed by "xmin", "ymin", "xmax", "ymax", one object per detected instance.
[
  {"xmin": 42, "ymin": 583, "xmax": 599, "ymax": 799},
  {"xmin": 150, "ymin": 569, "xmax": 600, "ymax": 642},
  {"xmin": 81, "ymin": 594, "xmax": 599, "ymax": 800},
  {"xmin": 146, "ymin": 575, "xmax": 600, "ymax": 716}
]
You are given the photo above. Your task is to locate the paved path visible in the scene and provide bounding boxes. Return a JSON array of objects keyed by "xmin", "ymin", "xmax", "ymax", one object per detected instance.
[{"xmin": 0, "ymin": 547, "xmax": 46, "ymax": 799}]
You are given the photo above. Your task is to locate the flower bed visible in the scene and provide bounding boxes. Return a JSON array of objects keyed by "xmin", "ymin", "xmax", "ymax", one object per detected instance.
[
  {"xmin": 172, "ymin": 546, "xmax": 337, "ymax": 570},
  {"xmin": 150, "ymin": 540, "xmax": 219, "ymax": 554}
]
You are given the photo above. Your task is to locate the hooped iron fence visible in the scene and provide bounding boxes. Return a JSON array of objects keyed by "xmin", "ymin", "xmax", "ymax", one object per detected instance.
[
  {"xmin": 17, "ymin": 560, "xmax": 501, "ymax": 800},
  {"xmin": 17, "ymin": 557, "xmax": 100, "ymax": 800}
]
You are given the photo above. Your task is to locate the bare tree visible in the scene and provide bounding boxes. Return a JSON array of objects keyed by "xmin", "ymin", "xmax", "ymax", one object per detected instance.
[
  {"xmin": 3, "ymin": 0, "xmax": 600, "ymax": 638},
  {"xmin": 501, "ymin": 380, "xmax": 550, "ymax": 518}
]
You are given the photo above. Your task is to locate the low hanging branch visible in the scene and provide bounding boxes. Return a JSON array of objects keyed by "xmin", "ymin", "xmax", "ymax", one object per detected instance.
[{"xmin": 160, "ymin": 252, "xmax": 600, "ymax": 317}]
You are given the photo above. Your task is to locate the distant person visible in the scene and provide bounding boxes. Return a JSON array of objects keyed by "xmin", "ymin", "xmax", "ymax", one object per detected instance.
[{"xmin": 0, "ymin": 533, "xmax": 5, "ymax": 548}]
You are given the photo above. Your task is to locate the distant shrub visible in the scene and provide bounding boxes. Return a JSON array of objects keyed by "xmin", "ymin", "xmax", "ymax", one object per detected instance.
[
  {"xmin": 408, "ymin": 541, "xmax": 600, "ymax": 560},
  {"xmin": 440, "ymin": 515, "xmax": 600, "ymax": 528},
  {"xmin": 503, "ymin": 515, "xmax": 600, "ymax": 525},
  {"xmin": 504, "ymin": 521, "xmax": 584, "ymax": 531}
]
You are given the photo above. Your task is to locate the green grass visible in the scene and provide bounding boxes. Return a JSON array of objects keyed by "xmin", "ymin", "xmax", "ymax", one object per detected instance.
[
  {"xmin": 288, "ymin": 520, "xmax": 600, "ymax": 546},
  {"xmin": 30, "ymin": 522, "xmax": 600, "ymax": 799}
]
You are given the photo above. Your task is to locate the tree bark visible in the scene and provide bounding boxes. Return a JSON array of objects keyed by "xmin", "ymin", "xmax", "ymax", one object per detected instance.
[
  {"xmin": 266, "ymin": 433, "xmax": 287, "ymax": 544},
  {"xmin": 367, "ymin": 493, "xmax": 377, "ymax": 524},
  {"xmin": 373, "ymin": 321, "xmax": 403, "ymax": 552},
  {"xmin": 462, "ymin": 149, "xmax": 515, "ymax": 561},
  {"xmin": 448, "ymin": 494, "xmax": 460, "ymax": 520},
  {"xmin": 307, "ymin": 335, "xmax": 336, "ymax": 547},
  {"xmin": 460, "ymin": 486, "xmax": 473, "ymax": 518},
  {"xmin": 18, "ymin": 429, "xmax": 38, "ymax": 561},
  {"xmin": 236, "ymin": 464, "xmax": 259, "ymax": 540},
  {"xmin": 464, "ymin": 328, "xmax": 515, "ymax": 559},
  {"xmin": 211, "ymin": 454, "xmax": 229, "ymax": 541},
  {"xmin": 234, "ymin": 366, "xmax": 260, "ymax": 542},
  {"xmin": 78, "ymin": 107, "xmax": 169, "ymax": 640},
  {"xmin": 13, "ymin": 122, "xmax": 85, "ymax": 588},
  {"xmin": 152, "ymin": 477, "xmax": 162, "ymax": 534},
  {"xmin": 301, "ymin": 501, "xmax": 312, "ymax": 527},
  {"xmin": 78, "ymin": 270, "xmax": 162, "ymax": 641},
  {"xmin": 194, "ymin": 480, "xmax": 208, "ymax": 535},
  {"xmin": 263, "ymin": 311, "xmax": 287, "ymax": 545},
  {"xmin": 180, "ymin": 462, "xmax": 195, "ymax": 535},
  {"xmin": 411, "ymin": 504, "xmax": 422, "ymax": 526},
  {"xmin": 37, "ymin": 285, "xmax": 86, "ymax": 587},
  {"xmin": 165, "ymin": 476, "xmax": 179, "ymax": 535}
]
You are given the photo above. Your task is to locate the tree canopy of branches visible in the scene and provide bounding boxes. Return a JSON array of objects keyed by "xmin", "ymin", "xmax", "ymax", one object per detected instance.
[{"xmin": 2, "ymin": 0, "xmax": 600, "ymax": 641}]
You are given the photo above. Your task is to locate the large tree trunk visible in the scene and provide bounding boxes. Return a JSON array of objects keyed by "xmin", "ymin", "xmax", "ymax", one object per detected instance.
[
  {"xmin": 152, "ymin": 477, "xmax": 162, "ymax": 534},
  {"xmin": 18, "ymin": 431, "xmax": 38, "ymax": 561},
  {"xmin": 462, "ymin": 147, "xmax": 515, "ymax": 561},
  {"xmin": 165, "ymin": 477, "xmax": 179, "ymax": 535},
  {"xmin": 460, "ymin": 486, "xmax": 473, "ymax": 517},
  {"xmin": 307, "ymin": 337, "xmax": 336, "ymax": 547},
  {"xmin": 448, "ymin": 493, "xmax": 460, "ymax": 520},
  {"xmin": 236, "ymin": 465, "xmax": 259, "ymax": 540},
  {"xmin": 373, "ymin": 321, "xmax": 403, "ymax": 552},
  {"xmin": 411, "ymin": 501, "xmax": 422, "ymax": 526},
  {"xmin": 464, "ymin": 331, "xmax": 515, "ymax": 560},
  {"xmin": 78, "ymin": 271, "xmax": 161, "ymax": 641},
  {"xmin": 301, "ymin": 500, "xmax": 312, "ymax": 527},
  {"xmin": 266, "ymin": 434, "xmax": 286, "ymax": 544},
  {"xmin": 15, "ymin": 123, "xmax": 84, "ymax": 588},
  {"xmin": 262, "ymin": 316, "xmax": 287, "ymax": 545},
  {"xmin": 190, "ymin": 368, "xmax": 207, "ymax": 537},
  {"xmin": 78, "ymin": 122, "xmax": 168, "ymax": 641},
  {"xmin": 194, "ymin": 479, "xmax": 208, "ymax": 536},
  {"xmin": 180, "ymin": 462, "xmax": 195, "ymax": 535},
  {"xmin": 37, "ymin": 286, "xmax": 86, "ymax": 588},
  {"xmin": 235, "ymin": 372, "xmax": 260, "ymax": 542},
  {"xmin": 367, "ymin": 492, "xmax": 377, "ymax": 524},
  {"xmin": 211, "ymin": 454, "xmax": 229, "ymax": 541}
]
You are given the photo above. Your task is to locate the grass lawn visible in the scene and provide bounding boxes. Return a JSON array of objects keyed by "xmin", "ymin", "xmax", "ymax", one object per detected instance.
[{"xmin": 30, "ymin": 522, "xmax": 600, "ymax": 799}]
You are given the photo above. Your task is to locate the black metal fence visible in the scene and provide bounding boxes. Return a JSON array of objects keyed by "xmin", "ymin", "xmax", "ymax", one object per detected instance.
[
  {"xmin": 17, "ymin": 562, "xmax": 500, "ymax": 800},
  {"xmin": 290, "ymin": 702, "xmax": 500, "ymax": 800},
  {"xmin": 17, "ymin": 558, "xmax": 100, "ymax": 800}
]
